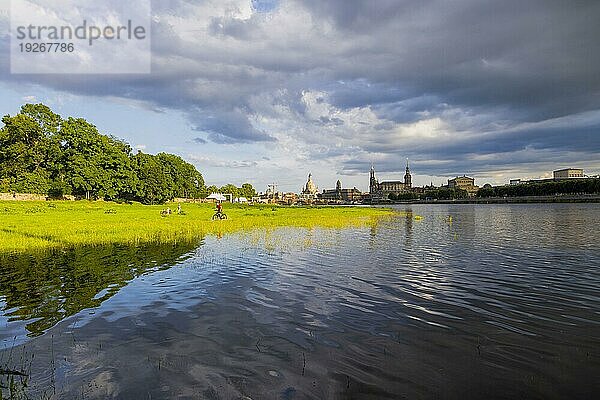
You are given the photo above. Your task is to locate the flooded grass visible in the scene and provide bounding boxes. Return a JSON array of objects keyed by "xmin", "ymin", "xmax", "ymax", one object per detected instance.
[
  {"xmin": 0, "ymin": 204, "xmax": 598, "ymax": 399},
  {"xmin": 0, "ymin": 201, "xmax": 394, "ymax": 253}
]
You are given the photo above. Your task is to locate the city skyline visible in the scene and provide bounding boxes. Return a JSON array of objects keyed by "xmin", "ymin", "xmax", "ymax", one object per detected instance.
[{"xmin": 1, "ymin": 0, "xmax": 599, "ymax": 192}]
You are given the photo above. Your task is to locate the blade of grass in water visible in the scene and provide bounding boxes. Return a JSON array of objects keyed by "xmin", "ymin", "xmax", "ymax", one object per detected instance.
[{"xmin": 0, "ymin": 201, "xmax": 396, "ymax": 253}]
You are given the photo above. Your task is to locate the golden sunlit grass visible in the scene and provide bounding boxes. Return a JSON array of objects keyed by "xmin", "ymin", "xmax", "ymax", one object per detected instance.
[{"xmin": 0, "ymin": 201, "xmax": 395, "ymax": 253}]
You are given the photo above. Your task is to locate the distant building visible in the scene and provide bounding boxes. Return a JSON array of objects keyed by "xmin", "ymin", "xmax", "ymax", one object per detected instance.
[
  {"xmin": 553, "ymin": 168, "xmax": 584, "ymax": 180},
  {"xmin": 369, "ymin": 161, "xmax": 413, "ymax": 200},
  {"xmin": 321, "ymin": 179, "xmax": 362, "ymax": 202},
  {"xmin": 299, "ymin": 173, "xmax": 319, "ymax": 203},
  {"xmin": 510, "ymin": 179, "xmax": 521, "ymax": 185},
  {"xmin": 448, "ymin": 176, "xmax": 479, "ymax": 197},
  {"xmin": 280, "ymin": 192, "xmax": 298, "ymax": 205}
]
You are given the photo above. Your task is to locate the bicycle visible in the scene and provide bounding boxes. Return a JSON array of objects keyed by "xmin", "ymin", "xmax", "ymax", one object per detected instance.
[{"xmin": 212, "ymin": 211, "xmax": 228, "ymax": 220}]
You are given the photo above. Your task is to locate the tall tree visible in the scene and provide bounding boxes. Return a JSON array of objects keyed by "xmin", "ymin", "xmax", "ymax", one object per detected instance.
[
  {"xmin": 131, "ymin": 152, "xmax": 173, "ymax": 204},
  {"xmin": 220, "ymin": 184, "xmax": 239, "ymax": 198},
  {"xmin": 238, "ymin": 183, "xmax": 257, "ymax": 199},
  {"xmin": 156, "ymin": 153, "xmax": 205, "ymax": 199}
]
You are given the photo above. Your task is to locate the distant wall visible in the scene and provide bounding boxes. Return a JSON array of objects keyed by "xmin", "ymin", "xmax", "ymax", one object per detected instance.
[
  {"xmin": 0, "ymin": 193, "xmax": 76, "ymax": 201},
  {"xmin": 0, "ymin": 193, "xmax": 47, "ymax": 201}
]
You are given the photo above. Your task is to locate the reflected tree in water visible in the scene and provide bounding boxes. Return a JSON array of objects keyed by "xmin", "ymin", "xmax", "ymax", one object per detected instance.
[{"xmin": 0, "ymin": 240, "xmax": 202, "ymax": 336}]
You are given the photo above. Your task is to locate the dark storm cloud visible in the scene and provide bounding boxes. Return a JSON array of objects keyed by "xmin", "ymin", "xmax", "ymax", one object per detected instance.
[
  {"xmin": 191, "ymin": 109, "xmax": 275, "ymax": 144},
  {"xmin": 299, "ymin": 0, "xmax": 419, "ymax": 32},
  {"xmin": 297, "ymin": 0, "xmax": 600, "ymax": 180},
  {"xmin": 303, "ymin": 0, "xmax": 600, "ymax": 122},
  {"xmin": 326, "ymin": 81, "xmax": 410, "ymax": 110},
  {"xmin": 1, "ymin": 0, "xmax": 598, "ymax": 174},
  {"xmin": 339, "ymin": 111, "xmax": 600, "ymax": 178}
]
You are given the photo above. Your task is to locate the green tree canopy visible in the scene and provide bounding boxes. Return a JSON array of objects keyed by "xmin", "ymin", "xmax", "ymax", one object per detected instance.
[
  {"xmin": 219, "ymin": 183, "xmax": 239, "ymax": 198},
  {"xmin": 238, "ymin": 183, "xmax": 256, "ymax": 199},
  {"xmin": 477, "ymin": 179, "xmax": 600, "ymax": 197},
  {"xmin": 0, "ymin": 104, "xmax": 206, "ymax": 204}
]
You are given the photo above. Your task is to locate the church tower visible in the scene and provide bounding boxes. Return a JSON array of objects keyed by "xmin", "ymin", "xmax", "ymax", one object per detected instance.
[
  {"xmin": 303, "ymin": 173, "xmax": 318, "ymax": 195},
  {"xmin": 369, "ymin": 164, "xmax": 378, "ymax": 194},
  {"xmin": 404, "ymin": 159, "xmax": 412, "ymax": 188}
]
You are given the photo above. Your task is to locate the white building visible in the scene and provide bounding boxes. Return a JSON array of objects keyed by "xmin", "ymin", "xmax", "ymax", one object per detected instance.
[{"xmin": 553, "ymin": 168, "xmax": 584, "ymax": 180}]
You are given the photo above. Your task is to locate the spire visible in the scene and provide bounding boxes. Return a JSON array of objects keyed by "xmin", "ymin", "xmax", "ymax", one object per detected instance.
[
  {"xmin": 404, "ymin": 158, "xmax": 412, "ymax": 188},
  {"xmin": 369, "ymin": 163, "xmax": 378, "ymax": 194}
]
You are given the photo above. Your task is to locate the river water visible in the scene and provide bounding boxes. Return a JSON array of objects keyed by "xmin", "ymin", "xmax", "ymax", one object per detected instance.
[{"xmin": 0, "ymin": 204, "xmax": 598, "ymax": 399}]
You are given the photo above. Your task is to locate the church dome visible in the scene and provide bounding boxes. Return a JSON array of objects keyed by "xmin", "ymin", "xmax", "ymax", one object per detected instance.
[{"xmin": 304, "ymin": 173, "xmax": 318, "ymax": 194}]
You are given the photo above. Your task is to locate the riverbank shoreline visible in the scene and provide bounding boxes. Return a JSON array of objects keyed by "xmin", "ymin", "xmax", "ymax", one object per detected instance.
[{"xmin": 377, "ymin": 194, "xmax": 600, "ymax": 205}]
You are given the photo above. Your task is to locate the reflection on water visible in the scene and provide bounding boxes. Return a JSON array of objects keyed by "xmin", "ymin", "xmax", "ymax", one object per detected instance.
[
  {"xmin": 0, "ymin": 241, "xmax": 201, "ymax": 341},
  {"xmin": 0, "ymin": 204, "xmax": 599, "ymax": 399}
]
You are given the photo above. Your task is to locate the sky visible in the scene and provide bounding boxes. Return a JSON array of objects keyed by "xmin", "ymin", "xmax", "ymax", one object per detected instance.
[{"xmin": 0, "ymin": 0, "xmax": 599, "ymax": 192}]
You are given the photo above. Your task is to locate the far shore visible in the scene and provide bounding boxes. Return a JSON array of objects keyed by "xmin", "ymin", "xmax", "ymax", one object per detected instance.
[
  {"xmin": 3, "ymin": 192, "xmax": 600, "ymax": 206},
  {"xmin": 381, "ymin": 194, "xmax": 600, "ymax": 205}
]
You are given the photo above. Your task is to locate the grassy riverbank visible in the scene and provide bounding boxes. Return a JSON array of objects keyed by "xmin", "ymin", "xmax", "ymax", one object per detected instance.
[{"xmin": 0, "ymin": 201, "xmax": 394, "ymax": 253}]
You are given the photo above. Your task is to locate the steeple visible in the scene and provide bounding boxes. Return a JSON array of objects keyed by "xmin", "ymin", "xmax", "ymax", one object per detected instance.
[
  {"xmin": 369, "ymin": 164, "xmax": 378, "ymax": 194},
  {"xmin": 404, "ymin": 159, "xmax": 412, "ymax": 188}
]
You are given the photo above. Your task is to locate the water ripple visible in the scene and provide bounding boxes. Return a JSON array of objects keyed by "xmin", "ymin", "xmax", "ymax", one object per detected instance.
[{"xmin": 0, "ymin": 204, "xmax": 599, "ymax": 399}]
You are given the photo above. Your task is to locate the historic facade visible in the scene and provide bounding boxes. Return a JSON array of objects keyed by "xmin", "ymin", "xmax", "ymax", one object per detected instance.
[
  {"xmin": 369, "ymin": 161, "xmax": 413, "ymax": 199},
  {"xmin": 447, "ymin": 176, "xmax": 479, "ymax": 196},
  {"xmin": 321, "ymin": 180, "xmax": 362, "ymax": 202}
]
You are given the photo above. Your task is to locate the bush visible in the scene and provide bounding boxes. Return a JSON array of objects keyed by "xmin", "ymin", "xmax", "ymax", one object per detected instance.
[{"xmin": 48, "ymin": 181, "xmax": 68, "ymax": 199}]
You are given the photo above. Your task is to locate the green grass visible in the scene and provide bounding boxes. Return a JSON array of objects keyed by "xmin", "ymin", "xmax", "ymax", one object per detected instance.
[{"xmin": 0, "ymin": 201, "xmax": 394, "ymax": 253}]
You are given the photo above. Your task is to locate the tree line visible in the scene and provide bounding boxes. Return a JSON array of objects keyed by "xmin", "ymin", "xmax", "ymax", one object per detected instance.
[
  {"xmin": 0, "ymin": 104, "xmax": 256, "ymax": 204},
  {"xmin": 478, "ymin": 178, "xmax": 600, "ymax": 198},
  {"xmin": 386, "ymin": 179, "xmax": 600, "ymax": 202}
]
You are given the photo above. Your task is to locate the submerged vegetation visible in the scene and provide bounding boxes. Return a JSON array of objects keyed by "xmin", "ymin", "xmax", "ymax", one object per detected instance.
[{"xmin": 0, "ymin": 201, "xmax": 394, "ymax": 253}]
